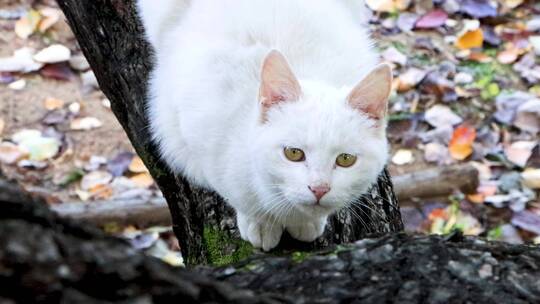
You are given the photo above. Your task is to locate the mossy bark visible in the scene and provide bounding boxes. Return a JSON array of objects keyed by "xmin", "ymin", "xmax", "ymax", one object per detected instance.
[{"xmin": 57, "ymin": 0, "xmax": 404, "ymax": 265}]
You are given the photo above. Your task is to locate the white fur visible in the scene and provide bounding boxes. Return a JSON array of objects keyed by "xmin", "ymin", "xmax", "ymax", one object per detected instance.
[{"xmin": 138, "ymin": 0, "xmax": 388, "ymax": 251}]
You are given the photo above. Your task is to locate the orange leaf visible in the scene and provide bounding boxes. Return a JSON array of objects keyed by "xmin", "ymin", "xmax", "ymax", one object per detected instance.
[
  {"xmin": 455, "ymin": 28, "xmax": 484, "ymax": 50},
  {"xmin": 467, "ymin": 194, "xmax": 484, "ymax": 204},
  {"xmin": 449, "ymin": 125, "xmax": 476, "ymax": 160},
  {"xmin": 428, "ymin": 208, "xmax": 448, "ymax": 221}
]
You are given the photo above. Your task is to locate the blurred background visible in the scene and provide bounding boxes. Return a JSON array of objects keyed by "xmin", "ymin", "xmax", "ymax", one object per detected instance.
[{"xmin": 0, "ymin": 0, "xmax": 538, "ymax": 263}]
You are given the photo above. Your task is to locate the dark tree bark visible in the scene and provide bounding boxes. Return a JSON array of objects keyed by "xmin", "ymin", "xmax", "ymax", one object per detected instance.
[
  {"xmin": 2, "ymin": 181, "xmax": 540, "ymax": 304},
  {"xmin": 56, "ymin": 0, "xmax": 403, "ymax": 265}
]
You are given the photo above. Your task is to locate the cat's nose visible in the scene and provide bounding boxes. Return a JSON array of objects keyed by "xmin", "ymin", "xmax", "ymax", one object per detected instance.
[{"xmin": 308, "ymin": 184, "xmax": 330, "ymax": 201}]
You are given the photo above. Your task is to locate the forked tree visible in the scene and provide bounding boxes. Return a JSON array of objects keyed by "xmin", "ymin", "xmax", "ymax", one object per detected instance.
[{"xmin": 56, "ymin": 0, "xmax": 403, "ymax": 265}]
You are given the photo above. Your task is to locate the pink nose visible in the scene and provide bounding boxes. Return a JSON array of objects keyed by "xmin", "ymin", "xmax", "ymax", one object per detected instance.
[{"xmin": 309, "ymin": 185, "xmax": 330, "ymax": 201}]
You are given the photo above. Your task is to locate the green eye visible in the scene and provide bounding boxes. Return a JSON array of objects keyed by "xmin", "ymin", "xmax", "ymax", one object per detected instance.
[
  {"xmin": 336, "ymin": 153, "xmax": 357, "ymax": 168},
  {"xmin": 284, "ymin": 147, "xmax": 305, "ymax": 162}
]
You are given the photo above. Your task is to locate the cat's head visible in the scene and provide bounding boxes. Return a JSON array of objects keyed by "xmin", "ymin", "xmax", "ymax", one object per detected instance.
[{"xmin": 251, "ymin": 50, "xmax": 392, "ymax": 218}]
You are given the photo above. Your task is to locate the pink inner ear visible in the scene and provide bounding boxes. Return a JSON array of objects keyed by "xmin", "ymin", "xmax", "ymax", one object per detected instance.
[
  {"xmin": 259, "ymin": 50, "xmax": 301, "ymax": 114},
  {"xmin": 348, "ymin": 63, "xmax": 393, "ymax": 121}
]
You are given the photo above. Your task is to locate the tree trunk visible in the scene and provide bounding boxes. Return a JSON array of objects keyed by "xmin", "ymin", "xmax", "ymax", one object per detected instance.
[
  {"xmin": 2, "ymin": 182, "xmax": 539, "ymax": 303},
  {"xmin": 56, "ymin": 0, "xmax": 403, "ymax": 265}
]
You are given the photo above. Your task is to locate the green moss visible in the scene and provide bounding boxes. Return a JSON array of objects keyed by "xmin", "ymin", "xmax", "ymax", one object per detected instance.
[
  {"xmin": 203, "ymin": 227, "xmax": 253, "ymax": 266},
  {"xmin": 291, "ymin": 251, "xmax": 312, "ymax": 263}
]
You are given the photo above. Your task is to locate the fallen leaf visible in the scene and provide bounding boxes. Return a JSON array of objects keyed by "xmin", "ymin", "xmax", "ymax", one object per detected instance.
[
  {"xmin": 0, "ymin": 72, "xmax": 15, "ymax": 84},
  {"xmin": 101, "ymin": 98, "xmax": 111, "ymax": 109},
  {"xmin": 68, "ymin": 102, "xmax": 81, "ymax": 114},
  {"xmin": 18, "ymin": 135, "xmax": 60, "ymax": 161},
  {"xmin": 68, "ymin": 54, "xmax": 90, "ymax": 71},
  {"xmin": 494, "ymin": 91, "xmax": 533, "ymax": 125},
  {"xmin": 514, "ymin": 98, "xmax": 540, "ymax": 133},
  {"xmin": 18, "ymin": 159, "xmax": 48, "ymax": 170},
  {"xmin": 130, "ymin": 172, "xmax": 155, "ymax": 188},
  {"xmin": 391, "ymin": 149, "xmax": 414, "ymax": 165},
  {"xmin": 84, "ymin": 155, "xmax": 107, "ymax": 171},
  {"xmin": 530, "ymin": 36, "xmax": 540, "ymax": 56},
  {"xmin": 382, "ymin": 47, "xmax": 407, "ymax": 66},
  {"xmin": 449, "ymin": 125, "xmax": 476, "ymax": 160},
  {"xmin": 460, "ymin": 0, "xmax": 498, "ymax": 18},
  {"xmin": 81, "ymin": 70, "xmax": 99, "ymax": 91},
  {"xmin": 38, "ymin": 7, "xmax": 60, "ymax": 33},
  {"xmin": 81, "ymin": 170, "xmax": 113, "ymax": 191},
  {"xmin": 75, "ymin": 189, "xmax": 91, "ymax": 201},
  {"xmin": 0, "ymin": 142, "xmax": 27, "ymax": 164},
  {"xmin": 504, "ymin": 141, "xmax": 536, "ymax": 167},
  {"xmin": 44, "ymin": 97, "xmax": 65, "ymax": 111},
  {"xmin": 522, "ymin": 169, "xmax": 540, "ymax": 189},
  {"xmin": 70, "ymin": 117, "xmax": 103, "ymax": 130},
  {"xmin": 33, "ymin": 44, "xmax": 71, "ymax": 64},
  {"xmin": 107, "ymin": 151, "xmax": 134, "ymax": 177},
  {"xmin": 454, "ymin": 72, "xmax": 474, "ymax": 84},
  {"xmin": 424, "ymin": 105, "xmax": 463, "ymax": 129},
  {"xmin": 365, "ymin": 0, "xmax": 410, "ymax": 12},
  {"xmin": 42, "ymin": 110, "xmax": 68, "ymax": 125},
  {"xmin": 397, "ymin": 13, "xmax": 418, "ymax": 32},
  {"xmin": 89, "ymin": 184, "xmax": 114, "ymax": 200},
  {"xmin": 0, "ymin": 47, "xmax": 43, "ymax": 73},
  {"xmin": 14, "ymin": 9, "xmax": 41, "ymax": 39},
  {"xmin": 511, "ymin": 211, "xmax": 540, "ymax": 236},
  {"xmin": 467, "ymin": 51, "xmax": 492, "ymax": 63},
  {"xmin": 455, "ymin": 28, "xmax": 484, "ymax": 50},
  {"xmin": 13, "ymin": 134, "xmax": 59, "ymax": 161},
  {"xmin": 396, "ymin": 68, "xmax": 427, "ymax": 92},
  {"xmin": 497, "ymin": 48, "xmax": 520, "ymax": 64},
  {"xmin": 424, "ymin": 142, "xmax": 452, "ymax": 164},
  {"xmin": 8, "ymin": 79, "xmax": 25, "ymax": 90},
  {"xmin": 415, "ymin": 9, "xmax": 448, "ymax": 29},
  {"xmin": 129, "ymin": 156, "xmax": 149, "ymax": 173},
  {"xmin": 527, "ymin": 18, "xmax": 540, "ymax": 32},
  {"xmin": 503, "ymin": 0, "xmax": 523, "ymax": 9},
  {"xmin": 40, "ymin": 63, "xmax": 73, "ymax": 80}
]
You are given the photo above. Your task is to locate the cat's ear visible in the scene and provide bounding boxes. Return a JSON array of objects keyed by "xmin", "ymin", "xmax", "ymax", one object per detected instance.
[
  {"xmin": 347, "ymin": 63, "xmax": 393, "ymax": 121},
  {"xmin": 259, "ymin": 50, "xmax": 301, "ymax": 115}
]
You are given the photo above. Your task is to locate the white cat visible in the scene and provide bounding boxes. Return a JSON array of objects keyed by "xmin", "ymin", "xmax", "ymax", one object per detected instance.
[{"xmin": 138, "ymin": 0, "xmax": 392, "ymax": 251}]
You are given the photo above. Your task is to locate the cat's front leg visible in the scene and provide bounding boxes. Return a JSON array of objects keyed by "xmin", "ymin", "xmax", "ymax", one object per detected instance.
[
  {"xmin": 286, "ymin": 216, "xmax": 327, "ymax": 243},
  {"xmin": 236, "ymin": 212, "xmax": 283, "ymax": 251}
]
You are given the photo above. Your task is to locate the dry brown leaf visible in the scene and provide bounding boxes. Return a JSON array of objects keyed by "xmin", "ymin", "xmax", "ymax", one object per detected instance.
[
  {"xmin": 38, "ymin": 8, "xmax": 61, "ymax": 33},
  {"xmin": 15, "ymin": 9, "xmax": 41, "ymax": 39},
  {"xmin": 130, "ymin": 172, "xmax": 154, "ymax": 188},
  {"xmin": 128, "ymin": 156, "xmax": 149, "ymax": 173},
  {"xmin": 89, "ymin": 184, "xmax": 114, "ymax": 200},
  {"xmin": 44, "ymin": 97, "xmax": 65, "ymax": 111}
]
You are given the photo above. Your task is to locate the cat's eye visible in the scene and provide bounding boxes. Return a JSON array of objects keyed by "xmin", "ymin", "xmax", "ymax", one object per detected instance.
[
  {"xmin": 336, "ymin": 153, "xmax": 357, "ymax": 168},
  {"xmin": 284, "ymin": 147, "xmax": 305, "ymax": 162}
]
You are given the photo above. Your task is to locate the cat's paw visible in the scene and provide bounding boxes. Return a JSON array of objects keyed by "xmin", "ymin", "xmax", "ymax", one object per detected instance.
[
  {"xmin": 237, "ymin": 213, "xmax": 282, "ymax": 251},
  {"xmin": 287, "ymin": 217, "xmax": 327, "ymax": 242}
]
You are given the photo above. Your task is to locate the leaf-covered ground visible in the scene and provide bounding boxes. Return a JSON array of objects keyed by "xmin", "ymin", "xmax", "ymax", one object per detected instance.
[{"xmin": 0, "ymin": 0, "xmax": 538, "ymax": 263}]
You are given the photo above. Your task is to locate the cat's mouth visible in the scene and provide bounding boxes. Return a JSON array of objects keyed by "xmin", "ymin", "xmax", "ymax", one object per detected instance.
[{"xmin": 295, "ymin": 202, "xmax": 335, "ymax": 215}]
